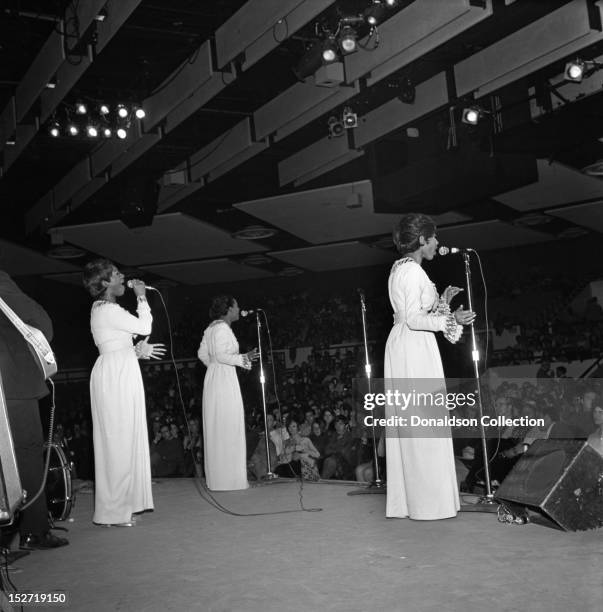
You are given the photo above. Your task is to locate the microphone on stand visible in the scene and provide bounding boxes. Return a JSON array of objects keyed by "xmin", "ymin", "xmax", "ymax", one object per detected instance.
[
  {"xmin": 240, "ymin": 309, "xmax": 261, "ymax": 317},
  {"xmin": 126, "ymin": 280, "xmax": 156, "ymax": 291},
  {"xmin": 438, "ymin": 246, "xmax": 473, "ymax": 256}
]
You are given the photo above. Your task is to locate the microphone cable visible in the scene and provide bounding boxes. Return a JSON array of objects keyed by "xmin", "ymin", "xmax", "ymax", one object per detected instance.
[{"xmin": 150, "ymin": 292, "xmax": 321, "ymax": 516}]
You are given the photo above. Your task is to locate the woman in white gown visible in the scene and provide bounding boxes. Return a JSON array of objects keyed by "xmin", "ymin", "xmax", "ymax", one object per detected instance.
[
  {"xmin": 384, "ymin": 214, "xmax": 475, "ymax": 520},
  {"xmin": 198, "ymin": 296, "xmax": 258, "ymax": 491},
  {"xmin": 83, "ymin": 260, "xmax": 165, "ymax": 526}
]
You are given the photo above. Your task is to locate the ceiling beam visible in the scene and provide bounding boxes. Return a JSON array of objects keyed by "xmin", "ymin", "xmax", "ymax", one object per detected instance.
[{"xmin": 1, "ymin": 0, "xmax": 143, "ymax": 175}]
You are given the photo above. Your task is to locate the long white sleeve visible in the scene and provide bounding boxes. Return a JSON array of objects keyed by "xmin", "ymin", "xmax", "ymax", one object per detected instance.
[
  {"xmin": 197, "ymin": 335, "xmax": 209, "ymax": 366},
  {"xmin": 213, "ymin": 324, "xmax": 245, "ymax": 367},
  {"xmin": 101, "ymin": 300, "xmax": 152, "ymax": 336},
  {"xmin": 403, "ymin": 266, "xmax": 447, "ymax": 333}
]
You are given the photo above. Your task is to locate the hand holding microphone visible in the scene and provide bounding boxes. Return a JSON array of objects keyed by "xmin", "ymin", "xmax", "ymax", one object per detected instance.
[{"xmin": 126, "ymin": 279, "xmax": 147, "ymax": 297}]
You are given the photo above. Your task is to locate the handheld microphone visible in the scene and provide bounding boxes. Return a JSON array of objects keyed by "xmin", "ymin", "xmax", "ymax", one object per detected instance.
[
  {"xmin": 240, "ymin": 309, "xmax": 260, "ymax": 317},
  {"xmin": 438, "ymin": 246, "xmax": 473, "ymax": 256},
  {"xmin": 126, "ymin": 280, "xmax": 156, "ymax": 291}
]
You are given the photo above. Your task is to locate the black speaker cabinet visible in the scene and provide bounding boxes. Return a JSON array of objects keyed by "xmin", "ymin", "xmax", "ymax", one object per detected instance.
[{"xmin": 496, "ymin": 439, "xmax": 603, "ymax": 531}]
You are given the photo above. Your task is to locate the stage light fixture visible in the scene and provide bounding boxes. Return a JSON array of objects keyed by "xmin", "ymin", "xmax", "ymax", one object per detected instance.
[
  {"xmin": 364, "ymin": 1, "xmax": 387, "ymax": 26},
  {"xmin": 385, "ymin": 0, "xmax": 398, "ymax": 5},
  {"xmin": 117, "ymin": 104, "xmax": 128, "ymax": 118},
  {"xmin": 461, "ymin": 106, "xmax": 481, "ymax": 125},
  {"xmin": 103, "ymin": 127, "xmax": 112, "ymax": 138},
  {"xmin": 134, "ymin": 107, "xmax": 146, "ymax": 119},
  {"xmin": 99, "ymin": 103, "xmax": 110, "ymax": 115},
  {"xmin": 322, "ymin": 38, "xmax": 339, "ymax": 63},
  {"xmin": 564, "ymin": 59, "xmax": 585, "ymax": 82},
  {"xmin": 338, "ymin": 26, "xmax": 358, "ymax": 54},
  {"xmin": 86, "ymin": 125, "xmax": 99, "ymax": 138},
  {"xmin": 75, "ymin": 101, "xmax": 87, "ymax": 115},
  {"xmin": 342, "ymin": 107, "xmax": 358, "ymax": 129},
  {"xmin": 398, "ymin": 77, "xmax": 416, "ymax": 104},
  {"xmin": 95, "ymin": 8, "xmax": 108, "ymax": 22},
  {"xmin": 116, "ymin": 127, "xmax": 128, "ymax": 139},
  {"xmin": 564, "ymin": 57, "xmax": 603, "ymax": 82},
  {"xmin": 68, "ymin": 124, "xmax": 79, "ymax": 136},
  {"xmin": 49, "ymin": 122, "xmax": 60, "ymax": 137},
  {"xmin": 328, "ymin": 116, "xmax": 345, "ymax": 138}
]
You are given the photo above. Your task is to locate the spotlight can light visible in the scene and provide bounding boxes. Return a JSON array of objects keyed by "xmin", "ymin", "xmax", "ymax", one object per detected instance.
[
  {"xmin": 117, "ymin": 104, "xmax": 129, "ymax": 119},
  {"xmin": 116, "ymin": 127, "xmax": 127, "ymax": 139},
  {"xmin": 134, "ymin": 107, "xmax": 146, "ymax": 119},
  {"xmin": 321, "ymin": 38, "xmax": 338, "ymax": 63},
  {"xmin": 364, "ymin": 1, "xmax": 387, "ymax": 26},
  {"xmin": 339, "ymin": 26, "xmax": 357, "ymax": 54},
  {"xmin": 461, "ymin": 107, "xmax": 481, "ymax": 125},
  {"xmin": 103, "ymin": 127, "xmax": 112, "ymax": 138},
  {"xmin": 99, "ymin": 104, "xmax": 110, "ymax": 115},
  {"xmin": 564, "ymin": 59, "xmax": 585, "ymax": 82},
  {"xmin": 68, "ymin": 124, "xmax": 79, "ymax": 136},
  {"xmin": 49, "ymin": 122, "xmax": 60, "ymax": 137},
  {"xmin": 86, "ymin": 125, "xmax": 99, "ymax": 138},
  {"xmin": 75, "ymin": 101, "xmax": 87, "ymax": 115}
]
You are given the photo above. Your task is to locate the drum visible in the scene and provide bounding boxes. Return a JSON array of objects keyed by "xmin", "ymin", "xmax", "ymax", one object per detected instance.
[{"xmin": 45, "ymin": 443, "xmax": 75, "ymax": 521}]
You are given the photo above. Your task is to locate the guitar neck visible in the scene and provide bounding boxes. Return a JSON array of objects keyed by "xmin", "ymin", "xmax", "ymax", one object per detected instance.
[{"xmin": 0, "ymin": 298, "xmax": 46, "ymax": 352}]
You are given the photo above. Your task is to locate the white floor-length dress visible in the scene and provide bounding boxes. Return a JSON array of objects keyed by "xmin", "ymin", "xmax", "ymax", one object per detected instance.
[
  {"xmin": 89, "ymin": 299, "xmax": 154, "ymax": 524},
  {"xmin": 198, "ymin": 320, "xmax": 249, "ymax": 491},
  {"xmin": 384, "ymin": 258, "xmax": 460, "ymax": 520}
]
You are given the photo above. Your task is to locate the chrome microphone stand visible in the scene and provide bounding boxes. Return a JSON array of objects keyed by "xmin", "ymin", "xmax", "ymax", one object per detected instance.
[
  {"xmin": 348, "ymin": 289, "xmax": 385, "ymax": 496},
  {"xmin": 254, "ymin": 310, "xmax": 277, "ymax": 481},
  {"xmin": 459, "ymin": 251, "xmax": 497, "ymax": 512}
]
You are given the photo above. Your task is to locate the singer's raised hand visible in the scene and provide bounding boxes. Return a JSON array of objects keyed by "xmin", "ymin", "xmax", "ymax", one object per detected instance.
[
  {"xmin": 441, "ymin": 285, "xmax": 463, "ymax": 304},
  {"xmin": 135, "ymin": 336, "xmax": 166, "ymax": 360},
  {"xmin": 128, "ymin": 279, "xmax": 146, "ymax": 297},
  {"xmin": 453, "ymin": 305, "xmax": 476, "ymax": 326}
]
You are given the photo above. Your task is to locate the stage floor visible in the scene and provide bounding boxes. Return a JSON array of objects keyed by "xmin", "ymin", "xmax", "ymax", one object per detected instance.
[{"xmin": 4, "ymin": 478, "xmax": 602, "ymax": 612}]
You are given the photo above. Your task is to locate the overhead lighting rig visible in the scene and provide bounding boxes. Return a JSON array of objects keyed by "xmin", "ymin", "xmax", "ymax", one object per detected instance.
[
  {"xmin": 46, "ymin": 99, "xmax": 146, "ymax": 141},
  {"xmin": 294, "ymin": 0, "xmax": 398, "ymax": 80}
]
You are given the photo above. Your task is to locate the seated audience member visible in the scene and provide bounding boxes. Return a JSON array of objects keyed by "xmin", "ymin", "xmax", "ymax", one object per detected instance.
[
  {"xmin": 321, "ymin": 408, "xmax": 335, "ymax": 433},
  {"xmin": 309, "ymin": 419, "xmax": 329, "ymax": 471},
  {"xmin": 275, "ymin": 419, "xmax": 320, "ymax": 480},
  {"xmin": 151, "ymin": 424, "xmax": 185, "ymax": 477},
  {"xmin": 183, "ymin": 417, "xmax": 202, "ymax": 476},
  {"xmin": 355, "ymin": 433, "xmax": 385, "ymax": 483},
  {"xmin": 299, "ymin": 408, "xmax": 316, "ymax": 437},
  {"xmin": 586, "ymin": 398, "xmax": 603, "ymax": 456},
  {"xmin": 321, "ymin": 416, "xmax": 357, "ymax": 480}
]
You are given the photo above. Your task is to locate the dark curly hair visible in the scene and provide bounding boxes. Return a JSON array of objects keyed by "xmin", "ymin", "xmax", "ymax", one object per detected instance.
[
  {"xmin": 82, "ymin": 259, "xmax": 114, "ymax": 298},
  {"xmin": 209, "ymin": 295, "xmax": 236, "ymax": 319},
  {"xmin": 392, "ymin": 213, "xmax": 436, "ymax": 255}
]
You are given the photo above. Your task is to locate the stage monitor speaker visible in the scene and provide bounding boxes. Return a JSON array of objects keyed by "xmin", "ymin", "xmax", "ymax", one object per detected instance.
[
  {"xmin": 119, "ymin": 177, "xmax": 159, "ymax": 229},
  {"xmin": 496, "ymin": 439, "xmax": 603, "ymax": 532},
  {"xmin": 0, "ymin": 371, "xmax": 24, "ymax": 525}
]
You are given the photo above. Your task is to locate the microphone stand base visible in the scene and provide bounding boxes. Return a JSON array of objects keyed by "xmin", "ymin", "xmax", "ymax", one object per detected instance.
[
  {"xmin": 347, "ymin": 481, "xmax": 386, "ymax": 496},
  {"xmin": 460, "ymin": 493, "xmax": 499, "ymax": 513}
]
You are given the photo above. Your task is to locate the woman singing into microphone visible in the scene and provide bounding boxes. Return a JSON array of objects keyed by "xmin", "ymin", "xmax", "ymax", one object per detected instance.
[
  {"xmin": 198, "ymin": 295, "xmax": 258, "ymax": 491},
  {"xmin": 384, "ymin": 214, "xmax": 475, "ymax": 520},
  {"xmin": 83, "ymin": 259, "xmax": 165, "ymax": 526}
]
